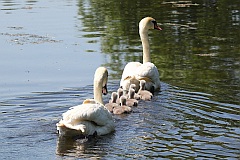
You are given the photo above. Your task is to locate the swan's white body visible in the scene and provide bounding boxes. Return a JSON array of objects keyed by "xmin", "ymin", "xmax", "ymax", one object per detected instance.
[
  {"xmin": 56, "ymin": 67, "xmax": 115, "ymax": 137},
  {"xmin": 120, "ymin": 17, "xmax": 161, "ymax": 93}
]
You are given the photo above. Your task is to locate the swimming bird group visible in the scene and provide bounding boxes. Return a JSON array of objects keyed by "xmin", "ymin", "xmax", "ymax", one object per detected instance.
[{"xmin": 56, "ymin": 17, "xmax": 162, "ymax": 138}]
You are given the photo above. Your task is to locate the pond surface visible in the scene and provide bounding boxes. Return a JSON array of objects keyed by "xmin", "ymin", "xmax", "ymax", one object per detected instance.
[{"xmin": 0, "ymin": 0, "xmax": 239, "ymax": 159}]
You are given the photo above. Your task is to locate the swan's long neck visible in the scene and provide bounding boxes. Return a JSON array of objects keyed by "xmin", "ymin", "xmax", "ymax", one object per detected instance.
[
  {"xmin": 139, "ymin": 29, "xmax": 150, "ymax": 63},
  {"xmin": 94, "ymin": 79, "xmax": 104, "ymax": 105},
  {"xmin": 93, "ymin": 67, "xmax": 108, "ymax": 105}
]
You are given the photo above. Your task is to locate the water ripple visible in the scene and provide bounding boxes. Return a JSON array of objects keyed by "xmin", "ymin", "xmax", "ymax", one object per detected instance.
[{"xmin": 0, "ymin": 82, "xmax": 239, "ymax": 159}]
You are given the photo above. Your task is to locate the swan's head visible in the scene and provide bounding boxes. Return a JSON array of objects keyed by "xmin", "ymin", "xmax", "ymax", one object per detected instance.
[
  {"xmin": 94, "ymin": 67, "xmax": 108, "ymax": 95},
  {"xmin": 139, "ymin": 17, "xmax": 162, "ymax": 32}
]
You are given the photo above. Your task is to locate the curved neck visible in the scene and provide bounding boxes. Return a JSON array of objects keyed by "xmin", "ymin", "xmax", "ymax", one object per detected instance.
[
  {"xmin": 129, "ymin": 90, "xmax": 135, "ymax": 99},
  {"xmin": 139, "ymin": 29, "xmax": 151, "ymax": 63},
  {"xmin": 112, "ymin": 95, "xmax": 117, "ymax": 103},
  {"xmin": 94, "ymin": 80, "xmax": 103, "ymax": 105},
  {"xmin": 137, "ymin": 85, "xmax": 143, "ymax": 94}
]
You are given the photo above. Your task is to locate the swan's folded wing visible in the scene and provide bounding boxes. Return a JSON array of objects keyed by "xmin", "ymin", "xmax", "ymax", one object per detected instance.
[
  {"xmin": 136, "ymin": 62, "xmax": 159, "ymax": 79},
  {"xmin": 58, "ymin": 102, "xmax": 115, "ymax": 136},
  {"xmin": 120, "ymin": 62, "xmax": 142, "ymax": 91},
  {"xmin": 120, "ymin": 62, "xmax": 142, "ymax": 80},
  {"xmin": 62, "ymin": 103, "xmax": 114, "ymax": 126},
  {"xmin": 135, "ymin": 62, "xmax": 161, "ymax": 90}
]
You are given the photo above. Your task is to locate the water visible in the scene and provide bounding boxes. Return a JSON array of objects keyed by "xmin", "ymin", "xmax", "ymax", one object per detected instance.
[{"xmin": 0, "ymin": 0, "xmax": 239, "ymax": 159}]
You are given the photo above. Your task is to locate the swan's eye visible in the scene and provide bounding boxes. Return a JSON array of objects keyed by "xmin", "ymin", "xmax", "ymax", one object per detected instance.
[
  {"xmin": 152, "ymin": 20, "xmax": 157, "ymax": 25},
  {"xmin": 152, "ymin": 20, "xmax": 162, "ymax": 30}
]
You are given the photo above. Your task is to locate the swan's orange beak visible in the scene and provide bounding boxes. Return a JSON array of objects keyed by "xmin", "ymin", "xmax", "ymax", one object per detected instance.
[
  {"xmin": 154, "ymin": 24, "xmax": 162, "ymax": 30},
  {"xmin": 102, "ymin": 85, "xmax": 108, "ymax": 95}
]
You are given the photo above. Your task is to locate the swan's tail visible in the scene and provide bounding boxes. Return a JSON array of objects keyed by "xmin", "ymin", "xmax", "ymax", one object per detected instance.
[{"xmin": 56, "ymin": 121, "xmax": 86, "ymax": 137}]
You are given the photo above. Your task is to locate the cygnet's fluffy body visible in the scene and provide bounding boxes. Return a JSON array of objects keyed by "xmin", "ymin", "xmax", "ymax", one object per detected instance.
[
  {"xmin": 138, "ymin": 80, "xmax": 153, "ymax": 101},
  {"xmin": 130, "ymin": 84, "xmax": 141, "ymax": 100},
  {"xmin": 105, "ymin": 92, "xmax": 118, "ymax": 112},
  {"xmin": 113, "ymin": 96, "xmax": 132, "ymax": 114},
  {"xmin": 126, "ymin": 88, "xmax": 138, "ymax": 107}
]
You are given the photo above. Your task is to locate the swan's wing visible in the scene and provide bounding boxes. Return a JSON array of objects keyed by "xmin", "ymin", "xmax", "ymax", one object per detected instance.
[
  {"xmin": 120, "ymin": 62, "xmax": 142, "ymax": 91},
  {"xmin": 62, "ymin": 102, "xmax": 113, "ymax": 126},
  {"xmin": 120, "ymin": 62, "xmax": 141, "ymax": 81},
  {"xmin": 58, "ymin": 101, "xmax": 115, "ymax": 136},
  {"xmin": 136, "ymin": 62, "xmax": 161, "ymax": 91},
  {"xmin": 136, "ymin": 62, "xmax": 159, "ymax": 79},
  {"xmin": 120, "ymin": 62, "xmax": 161, "ymax": 91}
]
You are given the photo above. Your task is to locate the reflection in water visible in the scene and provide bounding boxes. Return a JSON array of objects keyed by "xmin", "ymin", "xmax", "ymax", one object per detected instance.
[
  {"xmin": 56, "ymin": 136, "xmax": 97, "ymax": 157},
  {"xmin": 77, "ymin": 0, "xmax": 240, "ymax": 104},
  {"xmin": 74, "ymin": 1, "xmax": 240, "ymax": 158},
  {"xmin": 56, "ymin": 133, "xmax": 116, "ymax": 158},
  {"xmin": 1, "ymin": 0, "xmax": 38, "ymax": 11}
]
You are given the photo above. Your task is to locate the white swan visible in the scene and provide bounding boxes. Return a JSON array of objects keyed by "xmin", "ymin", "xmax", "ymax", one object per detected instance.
[
  {"xmin": 120, "ymin": 17, "xmax": 162, "ymax": 93},
  {"xmin": 56, "ymin": 67, "xmax": 115, "ymax": 137}
]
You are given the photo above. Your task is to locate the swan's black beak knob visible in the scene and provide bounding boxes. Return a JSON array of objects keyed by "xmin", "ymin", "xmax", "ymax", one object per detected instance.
[{"xmin": 102, "ymin": 85, "xmax": 108, "ymax": 95}]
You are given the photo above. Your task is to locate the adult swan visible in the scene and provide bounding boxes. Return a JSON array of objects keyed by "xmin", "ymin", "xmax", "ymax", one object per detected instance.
[
  {"xmin": 120, "ymin": 17, "xmax": 162, "ymax": 93},
  {"xmin": 56, "ymin": 67, "xmax": 115, "ymax": 137}
]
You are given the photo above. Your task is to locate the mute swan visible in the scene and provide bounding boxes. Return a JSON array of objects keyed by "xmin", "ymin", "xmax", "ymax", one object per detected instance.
[
  {"xmin": 120, "ymin": 17, "xmax": 162, "ymax": 93},
  {"xmin": 113, "ymin": 96, "xmax": 132, "ymax": 115},
  {"xmin": 56, "ymin": 67, "xmax": 115, "ymax": 137},
  {"xmin": 105, "ymin": 92, "xmax": 118, "ymax": 112},
  {"xmin": 138, "ymin": 80, "xmax": 153, "ymax": 101},
  {"xmin": 126, "ymin": 88, "xmax": 138, "ymax": 107}
]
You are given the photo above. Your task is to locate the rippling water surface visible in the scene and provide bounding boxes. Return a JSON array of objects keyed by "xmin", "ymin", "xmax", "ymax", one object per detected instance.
[{"xmin": 0, "ymin": 0, "xmax": 239, "ymax": 159}]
